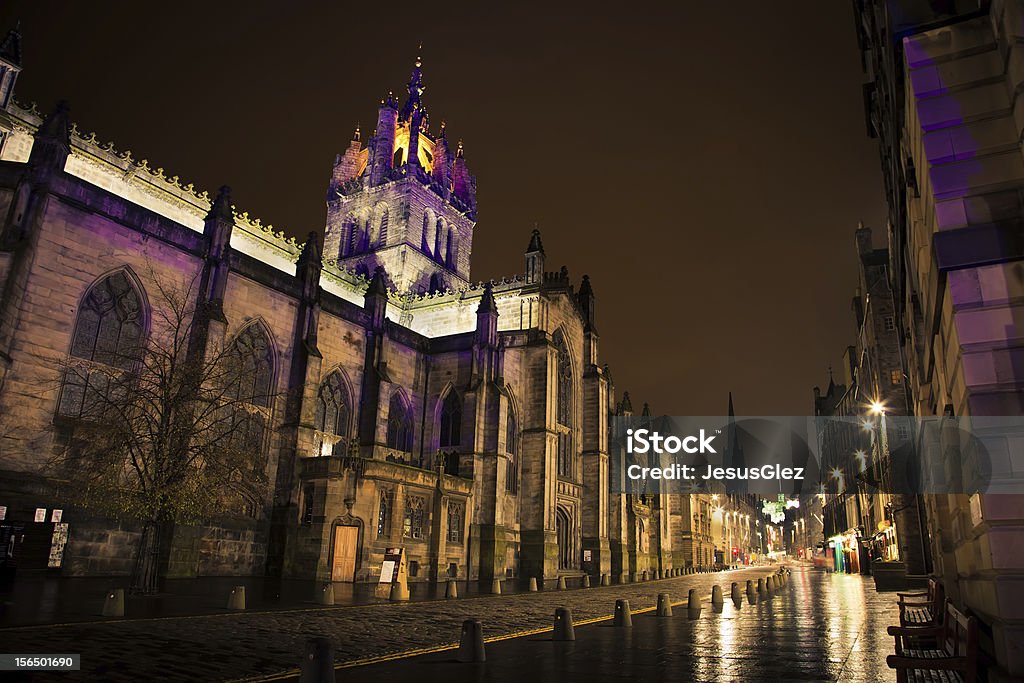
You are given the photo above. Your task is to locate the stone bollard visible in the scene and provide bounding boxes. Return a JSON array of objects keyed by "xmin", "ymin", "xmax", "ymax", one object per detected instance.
[
  {"xmin": 601, "ymin": 574, "xmax": 610, "ymax": 586},
  {"xmin": 299, "ymin": 636, "xmax": 334, "ymax": 683},
  {"xmin": 446, "ymin": 579, "xmax": 458, "ymax": 599},
  {"xmin": 712, "ymin": 585, "xmax": 724, "ymax": 606},
  {"xmin": 582, "ymin": 575, "xmax": 591, "ymax": 588},
  {"xmin": 656, "ymin": 593, "xmax": 673, "ymax": 617},
  {"xmin": 767, "ymin": 576, "xmax": 775, "ymax": 593},
  {"xmin": 687, "ymin": 589, "xmax": 702, "ymax": 619},
  {"xmin": 614, "ymin": 599, "xmax": 633, "ymax": 627},
  {"xmin": 457, "ymin": 619, "xmax": 486, "ymax": 663},
  {"xmin": 731, "ymin": 582, "xmax": 742, "ymax": 603},
  {"xmin": 490, "ymin": 579, "xmax": 502, "ymax": 595},
  {"xmin": 757, "ymin": 578, "xmax": 766, "ymax": 595},
  {"xmin": 102, "ymin": 588, "xmax": 124, "ymax": 617},
  {"xmin": 553, "ymin": 607, "xmax": 575, "ymax": 641},
  {"xmin": 227, "ymin": 585, "xmax": 246, "ymax": 610},
  {"xmin": 746, "ymin": 579, "xmax": 758, "ymax": 605},
  {"xmin": 319, "ymin": 583, "xmax": 335, "ymax": 606},
  {"xmin": 528, "ymin": 577, "xmax": 538, "ymax": 592},
  {"xmin": 557, "ymin": 576, "xmax": 567, "ymax": 591}
]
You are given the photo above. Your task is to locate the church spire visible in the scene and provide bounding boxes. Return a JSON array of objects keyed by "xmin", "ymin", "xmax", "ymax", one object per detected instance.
[{"xmin": 400, "ymin": 49, "xmax": 425, "ymax": 122}]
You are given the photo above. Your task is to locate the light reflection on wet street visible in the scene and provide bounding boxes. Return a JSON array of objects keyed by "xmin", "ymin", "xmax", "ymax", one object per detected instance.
[{"xmin": 331, "ymin": 565, "xmax": 897, "ymax": 682}]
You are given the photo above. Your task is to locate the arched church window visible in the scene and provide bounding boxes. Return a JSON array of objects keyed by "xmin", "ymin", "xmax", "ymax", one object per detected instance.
[
  {"xmin": 57, "ymin": 270, "xmax": 146, "ymax": 418},
  {"xmin": 386, "ymin": 392, "xmax": 413, "ymax": 452},
  {"xmin": 224, "ymin": 323, "xmax": 275, "ymax": 457},
  {"xmin": 439, "ymin": 391, "xmax": 461, "ymax": 449},
  {"xmin": 446, "ymin": 228, "xmax": 456, "ymax": 268},
  {"xmin": 505, "ymin": 403, "xmax": 518, "ymax": 494},
  {"xmin": 422, "ymin": 210, "xmax": 436, "ymax": 255},
  {"xmin": 314, "ymin": 371, "xmax": 351, "ymax": 456},
  {"xmin": 434, "ymin": 218, "xmax": 444, "ymax": 259},
  {"xmin": 554, "ymin": 331, "xmax": 574, "ymax": 478}
]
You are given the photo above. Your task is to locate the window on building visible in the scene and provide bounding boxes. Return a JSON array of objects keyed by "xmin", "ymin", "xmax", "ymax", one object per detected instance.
[
  {"xmin": 377, "ymin": 490, "xmax": 389, "ymax": 537},
  {"xmin": 314, "ymin": 371, "xmax": 350, "ymax": 456},
  {"xmin": 378, "ymin": 205, "xmax": 389, "ymax": 246},
  {"xmin": 57, "ymin": 270, "xmax": 146, "ymax": 419},
  {"xmin": 403, "ymin": 495, "xmax": 426, "ymax": 539},
  {"xmin": 890, "ymin": 369, "xmax": 902, "ymax": 385},
  {"xmin": 883, "ymin": 316, "xmax": 895, "ymax": 331},
  {"xmin": 386, "ymin": 392, "xmax": 413, "ymax": 452},
  {"xmin": 224, "ymin": 323, "xmax": 274, "ymax": 456},
  {"xmin": 408, "ymin": 560, "xmax": 419, "ymax": 577},
  {"xmin": 439, "ymin": 391, "xmax": 461, "ymax": 448},
  {"xmin": 505, "ymin": 404, "xmax": 518, "ymax": 494},
  {"xmin": 447, "ymin": 500, "xmax": 464, "ymax": 543},
  {"xmin": 554, "ymin": 331, "xmax": 574, "ymax": 478},
  {"xmin": 302, "ymin": 484, "xmax": 315, "ymax": 525}
]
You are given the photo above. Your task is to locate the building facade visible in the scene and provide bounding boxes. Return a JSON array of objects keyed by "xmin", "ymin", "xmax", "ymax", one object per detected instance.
[
  {"xmin": 815, "ymin": 224, "xmax": 927, "ymax": 576},
  {"xmin": 0, "ymin": 42, "xmax": 705, "ymax": 587},
  {"xmin": 854, "ymin": 1, "xmax": 1024, "ymax": 677}
]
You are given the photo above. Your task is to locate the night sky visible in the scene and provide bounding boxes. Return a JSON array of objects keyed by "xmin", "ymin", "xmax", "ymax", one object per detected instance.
[{"xmin": 1, "ymin": 2, "xmax": 888, "ymax": 416}]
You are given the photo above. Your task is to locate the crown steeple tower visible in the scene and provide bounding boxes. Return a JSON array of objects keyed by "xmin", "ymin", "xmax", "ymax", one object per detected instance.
[
  {"xmin": 323, "ymin": 53, "xmax": 477, "ymax": 295},
  {"xmin": 0, "ymin": 23, "xmax": 22, "ymax": 110}
]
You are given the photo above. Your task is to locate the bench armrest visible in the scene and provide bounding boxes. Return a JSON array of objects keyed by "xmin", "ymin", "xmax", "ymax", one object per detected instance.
[
  {"xmin": 897, "ymin": 591, "xmax": 928, "ymax": 599},
  {"xmin": 886, "ymin": 655, "xmax": 968, "ymax": 671}
]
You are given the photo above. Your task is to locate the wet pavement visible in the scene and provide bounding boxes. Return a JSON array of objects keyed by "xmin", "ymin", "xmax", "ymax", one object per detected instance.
[
  {"xmin": 276, "ymin": 565, "xmax": 899, "ymax": 683},
  {"xmin": 0, "ymin": 565, "xmax": 898, "ymax": 682},
  {"xmin": 0, "ymin": 573, "xmax": 550, "ymax": 627}
]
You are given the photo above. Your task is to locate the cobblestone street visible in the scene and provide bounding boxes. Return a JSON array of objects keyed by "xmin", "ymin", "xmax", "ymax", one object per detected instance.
[{"xmin": 1, "ymin": 565, "xmax": 900, "ymax": 682}]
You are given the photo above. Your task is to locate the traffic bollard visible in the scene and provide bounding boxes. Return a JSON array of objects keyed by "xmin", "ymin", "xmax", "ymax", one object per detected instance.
[
  {"xmin": 227, "ymin": 585, "xmax": 246, "ymax": 610},
  {"xmin": 614, "ymin": 599, "xmax": 632, "ymax": 627},
  {"xmin": 557, "ymin": 576, "xmax": 567, "ymax": 591},
  {"xmin": 102, "ymin": 588, "xmax": 124, "ymax": 617},
  {"xmin": 319, "ymin": 583, "xmax": 334, "ymax": 605},
  {"xmin": 457, "ymin": 620, "xmax": 486, "ymax": 663},
  {"xmin": 553, "ymin": 607, "xmax": 575, "ymax": 641},
  {"xmin": 657, "ymin": 593, "xmax": 673, "ymax": 617},
  {"xmin": 299, "ymin": 636, "xmax": 333, "ymax": 683},
  {"xmin": 446, "ymin": 579, "xmax": 458, "ymax": 599},
  {"xmin": 528, "ymin": 577, "xmax": 538, "ymax": 592}
]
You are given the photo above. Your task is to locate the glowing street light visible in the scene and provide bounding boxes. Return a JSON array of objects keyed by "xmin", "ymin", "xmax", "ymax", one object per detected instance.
[{"xmin": 869, "ymin": 400, "xmax": 886, "ymax": 416}]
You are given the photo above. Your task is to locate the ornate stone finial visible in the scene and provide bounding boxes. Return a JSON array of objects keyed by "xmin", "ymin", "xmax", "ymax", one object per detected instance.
[
  {"xmin": 438, "ymin": 120, "xmax": 446, "ymax": 138},
  {"xmin": 579, "ymin": 274, "xmax": 593, "ymax": 295},
  {"xmin": 37, "ymin": 100, "xmax": 72, "ymax": 143},
  {"xmin": 477, "ymin": 281, "xmax": 498, "ymax": 315},
  {"xmin": 297, "ymin": 230, "xmax": 322, "ymax": 267},
  {"xmin": 526, "ymin": 228, "xmax": 544, "ymax": 254},
  {"xmin": 207, "ymin": 185, "xmax": 233, "ymax": 222},
  {"xmin": 0, "ymin": 22, "xmax": 23, "ymax": 67},
  {"xmin": 456, "ymin": 140, "xmax": 464, "ymax": 158},
  {"xmin": 353, "ymin": 124, "xmax": 360, "ymax": 141},
  {"xmin": 366, "ymin": 265, "xmax": 389, "ymax": 297}
]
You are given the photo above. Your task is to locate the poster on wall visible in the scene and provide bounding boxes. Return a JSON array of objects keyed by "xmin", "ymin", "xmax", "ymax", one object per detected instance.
[
  {"xmin": 34, "ymin": 508, "xmax": 46, "ymax": 523},
  {"xmin": 48, "ymin": 522, "xmax": 68, "ymax": 568}
]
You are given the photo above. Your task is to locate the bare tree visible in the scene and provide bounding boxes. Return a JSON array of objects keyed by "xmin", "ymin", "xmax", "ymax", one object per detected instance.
[{"xmin": 44, "ymin": 266, "xmax": 276, "ymax": 593}]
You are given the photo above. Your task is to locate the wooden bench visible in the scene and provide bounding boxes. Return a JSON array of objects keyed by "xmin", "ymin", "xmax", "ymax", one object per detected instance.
[
  {"xmin": 887, "ymin": 599, "xmax": 978, "ymax": 683},
  {"xmin": 898, "ymin": 577, "xmax": 944, "ymax": 627}
]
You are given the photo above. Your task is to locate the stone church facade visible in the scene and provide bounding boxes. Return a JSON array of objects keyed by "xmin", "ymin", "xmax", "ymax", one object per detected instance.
[{"xmin": 0, "ymin": 39, "xmax": 691, "ymax": 585}]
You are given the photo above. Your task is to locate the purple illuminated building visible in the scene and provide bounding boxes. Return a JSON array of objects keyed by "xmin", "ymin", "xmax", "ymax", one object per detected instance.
[
  {"xmin": 854, "ymin": 1, "xmax": 1024, "ymax": 677},
  {"xmin": 0, "ymin": 42, "xmax": 690, "ymax": 589}
]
